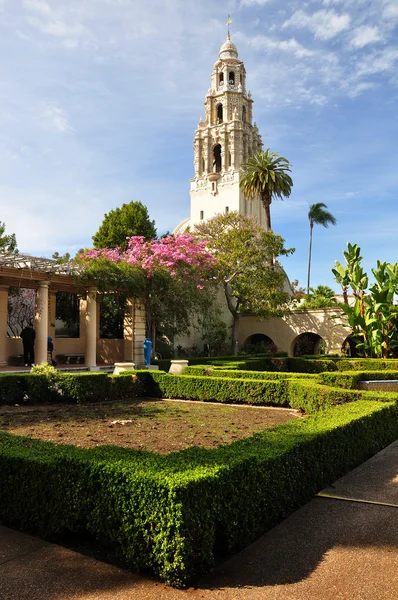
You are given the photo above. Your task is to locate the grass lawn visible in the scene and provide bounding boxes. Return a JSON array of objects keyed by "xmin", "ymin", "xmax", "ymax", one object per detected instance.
[{"xmin": 0, "ymin": 398, "xmax": 300, "ymax": 454}]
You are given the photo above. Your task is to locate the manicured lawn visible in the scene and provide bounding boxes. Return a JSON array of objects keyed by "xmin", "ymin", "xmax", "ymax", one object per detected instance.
[{"xmin": 0, "ymin": 399, "xmax": 300, "ymax": 453}]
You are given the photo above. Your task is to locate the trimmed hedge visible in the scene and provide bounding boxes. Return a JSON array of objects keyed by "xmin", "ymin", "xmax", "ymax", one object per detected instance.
[
  {"xmin": 319, "ymin": 370, "xmax": 398, "ymax": 390},
  {"xmin": 184, "ymin": 365, "xmax": 319, "ymax": 380},
  {"xmin": 337, "ymin": 359, "xmax": 398, "ymax": 371},
  {"xmin": 154, "ymin": 353, "xmax": 288, "ymax": 373},
  {"xmin": 1, "ymin": 400, "xmax": 398, "ymax": 586},
  {"xmin": 137, "ymin": 371, "xmax": 396, "ymax": 412},
  {"xmin": 0, "ymin": 372, "xmax": 143, "ymax": 405}
]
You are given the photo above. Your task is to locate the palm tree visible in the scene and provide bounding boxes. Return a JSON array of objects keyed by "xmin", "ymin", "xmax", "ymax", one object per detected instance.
[
  {"xmin": 240, "ymin": 149, "xmax": 293, "ymax": 231},
  {"xmin": 303, "ymin": 285, "xmax": 338, "ymax": 309},
  {"xmin": 307, "ymin": 203, "xmax": 337, "ymax": 294}
]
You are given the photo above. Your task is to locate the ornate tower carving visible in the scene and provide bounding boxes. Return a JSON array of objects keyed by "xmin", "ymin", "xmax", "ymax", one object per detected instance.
[{"xmin": 190, "ymin": 34, "xmax": 265, "ymax": 227}]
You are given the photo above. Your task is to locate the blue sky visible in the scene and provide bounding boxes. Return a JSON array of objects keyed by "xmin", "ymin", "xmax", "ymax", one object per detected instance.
[{"xmin": 1, "ymin": 0, "xmax": 398, "ymax": 291}]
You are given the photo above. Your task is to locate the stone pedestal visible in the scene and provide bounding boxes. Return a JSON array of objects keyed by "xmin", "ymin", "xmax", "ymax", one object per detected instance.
[
  {"xmin": 113, "ymin": 362, "xmax": 135, "ymax": 375},
  {"xmin": 169, "ymin": 360, "xmax": 189, "ymax": 375}
]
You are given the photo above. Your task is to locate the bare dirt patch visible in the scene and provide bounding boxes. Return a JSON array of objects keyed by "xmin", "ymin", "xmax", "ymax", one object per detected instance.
[{"xmin": 0, "ymin": 399, "xmax": 300, "ymax": 454}]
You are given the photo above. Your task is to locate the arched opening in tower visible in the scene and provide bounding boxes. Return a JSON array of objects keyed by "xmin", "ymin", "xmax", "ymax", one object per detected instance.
[
  {"xmin": 229, "ymin": 71, "xmax": 235, "ymax": 85},
  {"xmin": 219, "ymin": 72, "xmax": 224, "ymax": 86},
  {"xmin": 242, "ymin": 105, "xmax": 246, "ymax": 122},
  {"xmin": 213, "ymin": 144, "xmax": 222, "ymax": 172},
  {"xmin": 217, "ymin": 104, "xmax": 223, "ymax": 124}
]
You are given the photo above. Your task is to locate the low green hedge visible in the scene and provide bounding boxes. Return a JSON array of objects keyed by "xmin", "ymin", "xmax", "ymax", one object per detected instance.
[
  {"xmin": 1, "ymin": 400, "xmax": 398, "ymax": 586},
  {"xmin": 336, "ymin": 359, "xmax": 398, "ymax": 371},
  {"xmin": 319, "ymin": 370, "xmax": 398, "ymax": 390},
  {"xmin": 155, "ymin": 354, "xmax": 288, "ymax": 372},
  {"xmin": 0, "ymin": 372, "xmax": 143, "ymax": 405},
  {"xmin": 287, "ymin": 357, "xmax": 338, "ymax": 373},
  {"xmin": 137, "ymin": 371, "xmax": 394, "ymax": 412},
  {"xmin": 185, "ymin": 365, "xmax": 319, "ymax": 381},
  {"xmin": 140, "ymin": 371, "xmax": 290, "ymax": 406}
]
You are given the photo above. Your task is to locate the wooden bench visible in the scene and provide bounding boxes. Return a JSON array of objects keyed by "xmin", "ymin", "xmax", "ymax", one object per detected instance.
[
  {"xmin": 56, "ymin": 353, "xmax": 85, "ymax": 365},
  {"xmin": 9, "ymin": 354, "xmax": 25, "ymax": 367}
]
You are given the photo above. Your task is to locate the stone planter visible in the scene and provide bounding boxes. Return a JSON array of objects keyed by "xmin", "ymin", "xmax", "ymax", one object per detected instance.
[
  {"xmin": 168, "ymin": 360, "xmax": 189, "ymax": 375},
  {"xmin": 113, "ymin": 362, "xmax": 135, "ymax": 375}
]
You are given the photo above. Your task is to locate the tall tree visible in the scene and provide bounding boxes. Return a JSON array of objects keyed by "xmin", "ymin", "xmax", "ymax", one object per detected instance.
[
  {"xmin": 307, "ymin": 202, "xmax": 336, "ymax": 294},
  {"xmin": 195, "ymin": 212, "xmax": 294, "ymax": 353},
  {"xmin": 0, "ymin": 221, "xmax": 18, "ymax": 254},
  {"xmin": 93, "ymin": 201, "xmax": 156, "ymax": 250},
  {"xmin": 79, "ymin": 233, "xmax": 217, "ymax": 354},
  {"xmin": 239, "ymin": 149, "xmax": 293, "ymax": 231}
]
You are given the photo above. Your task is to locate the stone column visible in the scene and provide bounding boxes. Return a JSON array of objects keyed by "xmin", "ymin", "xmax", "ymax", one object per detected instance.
[
  {"xmin": 133, "ymin": 302, "xmax": 146, "ymax": 366},
  {"xmin": 35, "ymin": 281, "xmax": 50, "ymax": 365},
  {"xmin": 0, "ymin": 286, "xmax": 9, "ymax": 367},
  {"xmin": 49, "ymin": 292, "xmax": 56, "ymax": 342},
  {"xmin": 123, "ymin": 298, "xmax": 135, "ymax": 362},
  {"xmin": 85, "ymin": 287, "xmax": 97, "ymax": 369}
]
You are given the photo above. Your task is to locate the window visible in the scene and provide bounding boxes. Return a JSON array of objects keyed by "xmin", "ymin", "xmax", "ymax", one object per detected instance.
[
  {"xmin": 200, "ymin": 210, "xmax": 204, "ymax": 220},
  {"xmin": 225, "ymin": 206, "xmax": 229, "ymax": 214},
  {"xmin": 242, "ymin": 105, "xmax": 246, "ymax": 122},
  {"xmin": 217, "ymin": 104, "xmax": 223, "ymax": 124},
  {"xmin": 219, "ymin": 72, "xmax": 224, "ymax": 86},
  {"xmin": 229, "ymin": 71, "xmax": 235, "ymax": 85},
  {"xmin": 228, "ymin": 151, "xmax": 232, "ymax": 167},
  {"xmin": 213, "ymin": 144, "xmax": 222, "ymax": 172}
]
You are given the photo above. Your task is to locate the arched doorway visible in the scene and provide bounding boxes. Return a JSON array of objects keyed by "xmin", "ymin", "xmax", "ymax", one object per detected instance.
[
  {"xmin": 292, "ymin": 332, "xmax": 326, "ymax": 357},
  {"xmin": 342, "ymin": 335, "xmax": 360, "ymax": 358},
  {"xmin": 242, "ymin": 333, "xmax": 277, "ymax": 354}
]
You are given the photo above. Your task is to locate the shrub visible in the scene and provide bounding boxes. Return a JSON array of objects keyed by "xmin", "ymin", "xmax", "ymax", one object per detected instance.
[
  {"xmin": 337, "ymin": 359, "xmax": 398, "ymax": 371},
  {"xmin": 287, "ymin": 357, "xmax": 338, "ymax": 373},
  {"xmin": 184, "ymin": 366, "xmax": 319, "ymax": 381},
  {"xmin": 0, "ymin": 372, "xmax": 56, "ymax": 404},
  {"xmin": 139, "ymin": 371, "xmax": 290, "ymax": 406},
  {"xmin": 0, "ymin": 400, "xmax": 397, "ymax": 586},
  {"xmin": 319, "ymin": 370, "xmax": 398, "ymax": 390}
]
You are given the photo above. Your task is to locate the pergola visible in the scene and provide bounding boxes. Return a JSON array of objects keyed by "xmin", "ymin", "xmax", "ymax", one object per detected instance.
[{"xmin": 0, "ymin": 253, "xmax": 145, "ymax": 368}]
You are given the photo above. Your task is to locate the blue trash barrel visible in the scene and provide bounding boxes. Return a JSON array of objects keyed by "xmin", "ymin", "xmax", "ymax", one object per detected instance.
[{"xmin": 143, "ymin": 338, "xmax": 152, "ymax": 367}]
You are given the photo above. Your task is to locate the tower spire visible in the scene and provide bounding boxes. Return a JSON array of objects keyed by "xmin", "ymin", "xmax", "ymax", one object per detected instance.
[{"xmin": 227, "ymin": 15, "xmax": 232, "ymax": 37}]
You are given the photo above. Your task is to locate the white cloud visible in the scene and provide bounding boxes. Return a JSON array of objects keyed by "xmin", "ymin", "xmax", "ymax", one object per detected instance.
[
  {"xmin": 357, "ymin": 47, "xmax": 398, "ymax": 76},
  {"xmin": 247, "ymin": 35, "xmax": 313, "ymax": 58},
  {"xmin": 350, "ymin": 25, "xmax": 382, "ymax": 49},
  {"xmin": 283, "ymin": 9, "xmax": 351, "ymax": 40},
  {"xmin": 383, "ymin": 0, "xmax": 398, "ymax": 19},
  {"xmin": 347, "ymin": 81, "xmax": 376, "ymax": 98},
  {"xmin": 240, "ymin": 0, "xmax": 271, "ymax": 5},
  {"xmin": 41, "ymin": 104, "xmax": 74, "ymax": 133},
  {"xmin": 27, "ymin": 16, "xmax": 87, "ymax": 38},
  {"xmin": 23, "ymin": 0, "xmax": 52, "ymax": 16}
]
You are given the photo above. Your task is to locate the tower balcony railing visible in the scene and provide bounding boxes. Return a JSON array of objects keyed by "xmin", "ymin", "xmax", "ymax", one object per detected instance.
[{"xmin": 218, "ymin": 82, "xmax": 242, "ymax": 91}]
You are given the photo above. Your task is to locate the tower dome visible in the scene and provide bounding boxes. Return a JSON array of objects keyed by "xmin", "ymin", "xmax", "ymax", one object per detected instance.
[{"xmin": 219, "ymin": 33, "xmax": 238, "ymax": 60}]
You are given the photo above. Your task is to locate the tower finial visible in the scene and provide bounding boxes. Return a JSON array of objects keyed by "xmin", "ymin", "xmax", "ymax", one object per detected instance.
[{"xmin": 227, "ymin": 15, "xmax": 232, "ymax": 37}]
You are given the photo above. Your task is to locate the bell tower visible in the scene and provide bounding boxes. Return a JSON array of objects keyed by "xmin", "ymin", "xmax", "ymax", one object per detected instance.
[{"xmin": 190, "ymin": 33, "xmax": 265, "ymax": 227}]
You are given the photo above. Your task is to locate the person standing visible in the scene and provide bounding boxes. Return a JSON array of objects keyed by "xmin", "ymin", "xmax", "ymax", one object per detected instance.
[{"xmin": 20, "ymin": 322, "xmax": 35, "ymax": 366}]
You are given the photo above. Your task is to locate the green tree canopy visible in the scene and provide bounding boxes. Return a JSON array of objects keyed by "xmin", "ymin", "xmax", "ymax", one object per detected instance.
[
  {"xmin": 302, "ymin": 285, "xmax": 338, "ymax": 309},
  {"xmin": 0, "ymin": 221, "xmax": 18, "ymax": 254},
  {"xmin": 93, "ymin": 201, "xmax": 156, "ymax": 250},
  {"xmin": 195, "ymin": 212, "xmax": 294, "ymax": 353},
  {"xmin": 240, "ymin": 149, "xmax": 293, "ymax": 231}
]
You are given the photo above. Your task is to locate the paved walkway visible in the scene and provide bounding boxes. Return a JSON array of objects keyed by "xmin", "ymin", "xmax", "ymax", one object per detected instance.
[{"xmin": 1, "ymin": 441, "xmax": 397, "ymax": 600}]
